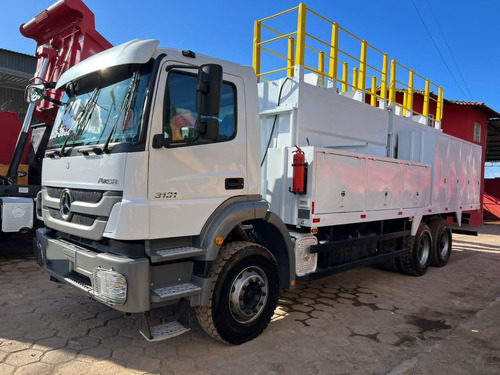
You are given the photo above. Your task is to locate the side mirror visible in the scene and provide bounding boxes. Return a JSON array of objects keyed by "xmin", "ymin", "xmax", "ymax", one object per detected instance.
[
  {"xmin": 152, "ymin": 133, "xmax": 166, "ymax": 149},
  {"xmin": 25, "ymin": 82, "xmax": 61, "ymax": 105},
  {"xmin": 196, "ymin": 64, "xmax": 222, "ymax": 141},
  {"xmin": 25, "ymin": 84, "xmax": 46, "ymax": 104}
]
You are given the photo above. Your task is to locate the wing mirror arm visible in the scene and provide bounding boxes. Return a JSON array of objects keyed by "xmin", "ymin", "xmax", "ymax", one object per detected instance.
[{"xmin": 25, "ymin": 82, "xmax": 64, "ymax": 105}]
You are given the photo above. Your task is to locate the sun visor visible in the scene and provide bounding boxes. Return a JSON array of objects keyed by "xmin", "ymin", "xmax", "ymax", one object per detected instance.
[{"xmin": 56, "ymin": 39, "xmax": 160, "ymax": 89}]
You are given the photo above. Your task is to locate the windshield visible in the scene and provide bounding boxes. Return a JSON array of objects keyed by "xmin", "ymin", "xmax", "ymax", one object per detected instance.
[{"xmin": 47, "ymin": 63, "xmax": 151, "ymax": 151}]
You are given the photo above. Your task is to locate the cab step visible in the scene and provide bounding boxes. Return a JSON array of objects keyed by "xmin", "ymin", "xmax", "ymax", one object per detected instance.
[
  {"xmin": 140, "ymin": 299, "xmax": 191, "ymax": 342},
  {"xmin": 140, "ymin": 320, "xmax": 190, "ymax": 342},
  {"xmin": 149, "ymin": 246, "xmax": 205, "ymax": 262},
  {"xmin": 151, "ymin": 282, "xmax": 201, "ymax": 303}
]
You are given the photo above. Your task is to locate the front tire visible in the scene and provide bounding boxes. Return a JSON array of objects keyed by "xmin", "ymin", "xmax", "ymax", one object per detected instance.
[{"xmin": 195, "ymin": 241, "xmax": 279, "ymax": 345}]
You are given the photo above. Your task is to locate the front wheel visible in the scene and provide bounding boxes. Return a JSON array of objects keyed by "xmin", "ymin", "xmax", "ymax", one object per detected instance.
[{"xmin": 195, "ymin": 241, "xmax": 279, "ymax": 345}]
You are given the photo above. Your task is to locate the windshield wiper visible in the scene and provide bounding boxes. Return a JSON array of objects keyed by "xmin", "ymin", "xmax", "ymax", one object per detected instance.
[
  {"xmin": 45, "ymin": 149, "xmax": 62, "ymax": 158},
  {"xmin": 59, "ymin": 87, "xmax": 100, "ymax": 157},
  {"xmin": 100, "ymin": 73, "xmax": 139, "ymax": 153}
]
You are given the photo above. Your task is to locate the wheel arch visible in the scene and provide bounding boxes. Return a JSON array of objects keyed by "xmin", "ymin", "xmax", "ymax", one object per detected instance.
[
  {"xmin": 248, "ymin": 212, "xmax": 295, "ymax": 290},
  {"xmin": 198, "ymin": 197, "xmax": 295, "ymax": 290},
  {"xmin": 198, "ymin": 196, "xmax": 267, "ymax": 260}
]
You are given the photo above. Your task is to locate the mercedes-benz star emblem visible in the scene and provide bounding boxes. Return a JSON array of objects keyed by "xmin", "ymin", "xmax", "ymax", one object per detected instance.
[{"xmin": 59, "ymin": 189, "xmax": 73, "ymax": 222}]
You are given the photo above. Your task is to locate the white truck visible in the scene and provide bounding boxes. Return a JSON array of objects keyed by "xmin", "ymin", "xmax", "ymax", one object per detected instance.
[{"xmin": 32, "ymin": 5, "xmax": 481, "ymax": 345}]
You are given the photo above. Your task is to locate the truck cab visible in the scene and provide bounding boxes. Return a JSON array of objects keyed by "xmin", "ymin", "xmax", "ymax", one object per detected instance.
[{"xmin": 34, "ymin": 39, "xmax": 293, "ymax": 344}]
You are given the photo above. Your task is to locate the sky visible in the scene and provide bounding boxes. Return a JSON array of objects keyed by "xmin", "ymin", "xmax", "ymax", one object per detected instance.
[{"xmin": 1, "ymin": 0, "xmax": 499, "ymax": 176}]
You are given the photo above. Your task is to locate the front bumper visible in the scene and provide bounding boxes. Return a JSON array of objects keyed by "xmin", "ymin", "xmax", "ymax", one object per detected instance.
[{"xmin": 34, "ymin": 227, "xmax": 150, "ymax": 313}]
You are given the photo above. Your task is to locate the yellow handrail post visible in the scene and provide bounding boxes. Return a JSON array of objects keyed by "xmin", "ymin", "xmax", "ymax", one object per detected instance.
[
  {"xmin": 371, "ymin": 76, "xmax": 377, "ymax": 107},
  {"xmin": 342, "ymin": 62, "xmax": 348, "ymax": 92},
  {"xmin": 422, "ymin": 79, "xmax": 430, "ymax": 117},
  {"xmin": 389, "ymin": 59, "xmax": 396, "ymax": 104},
  {"xmin": 328, "ymin": 22, "xmax": 339, "ymax": 88},
  {"xmin": 403, "ymin": 90, "xmax": 408, "ymax": 117},
  {"xmin": 381, "ymin": 53, "xmax": 388, "ymax": 102},
  {"xmin": 407, "ymin": 70, "xmax": 414, "ymax": 116},
  {"xmin": 358, "ymin": 40, "xmax": 367, "ymax": 91},
  {"xmin": 318, "ymin": 51, "xmax": 325, "ymax": 87},
  {"xmin": 296, "ymin": 3, "xmax": 307, "ymax": 67},
  {"xmin": 352, "ymin": 67, "xmax": 359, "ymax": 91},
  {"xmin": 287, "ymin": 37, "xmax": 295, "ymax": 78},
  {"xmin": 436, "ymin": 87, "xmax": 444, "ymax": 124},
  {"xmin": 252, "ymin": 20, "xmax": 261, "ymax": 82}
]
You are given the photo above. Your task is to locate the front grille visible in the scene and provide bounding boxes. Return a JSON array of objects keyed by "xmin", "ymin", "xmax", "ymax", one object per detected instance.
[
  {"xmin": 46, "ymin": 187, "xmax": 103, "ymax": 203},
  {"xmin": 43, "ymin": 186, "xmax": 122, "ymax": 240},
  {"xmin": 49, "ymin": 208, "xmax": 97, "ymax": 227}
]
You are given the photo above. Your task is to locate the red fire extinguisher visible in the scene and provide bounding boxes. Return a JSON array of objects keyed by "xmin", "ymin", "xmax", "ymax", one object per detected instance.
[{"xmin": 290, "ymin": 145, "xmax": 307, "ymax": 195}]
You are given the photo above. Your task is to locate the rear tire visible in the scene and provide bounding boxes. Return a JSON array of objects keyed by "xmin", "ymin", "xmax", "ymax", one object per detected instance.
[
  {"xmin": 195, "ymin": 241, "xmax": 279, "ymax": 345},
  {"xmin": 379, "ymin": 238, "xmax": 401, "ymax": 273},
  {"xmin": 429, "ymin": 219, "xmax": 452, "ymax": 267},
  {"xmin": 399, "ymin": 223, "xmax": 432, "ymax": 276}
]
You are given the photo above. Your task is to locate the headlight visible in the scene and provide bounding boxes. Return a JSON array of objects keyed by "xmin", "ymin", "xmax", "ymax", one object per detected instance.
[{"xmin": 91, "ymin": 267, "xmax": 127, "ymax": 306}]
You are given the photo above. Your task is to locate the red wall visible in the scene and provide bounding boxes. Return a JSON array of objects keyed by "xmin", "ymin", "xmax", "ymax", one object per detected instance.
[
  {"xmin": 484, "ymin": 179, "xmax": 500, "ymax": 221},
  {"xmin": 401, "ymin": 93, "xmax": 439, "ymax": 121}
]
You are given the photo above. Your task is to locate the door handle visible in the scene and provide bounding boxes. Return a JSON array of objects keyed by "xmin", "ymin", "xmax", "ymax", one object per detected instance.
[{"xmin": 225, "ymin": 178, "xmax": 244, "ymax": 190}]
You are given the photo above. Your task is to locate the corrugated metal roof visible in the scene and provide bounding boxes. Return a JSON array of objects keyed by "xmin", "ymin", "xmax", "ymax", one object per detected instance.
[
  {"xmin": 0, "ymin": 49, "xmax": 36, "ymax": 91},
  {"xmin": 0, "ymin": 49, "xmax": 36, "ymax": 119},
  {"xmin": 0, "ymin": 48, "xmax": 34, "ymax": 57},
  {"xmin": 0, "ymin": 49, "xmax": 36, "ymax": 75}
]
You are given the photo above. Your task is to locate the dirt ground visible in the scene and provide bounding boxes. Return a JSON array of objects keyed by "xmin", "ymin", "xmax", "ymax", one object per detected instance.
[{"xmin": 1, "ymin": 222, "xmax": 499, "ymax": 374}]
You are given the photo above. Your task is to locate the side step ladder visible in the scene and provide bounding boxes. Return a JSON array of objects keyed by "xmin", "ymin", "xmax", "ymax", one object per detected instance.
[
  {"xmin": 140, "ymin": 299, "xmax": 191, "ymax": 342},
  {"xmin": 148, "ymin": 246, "xmax": 205, "ymax": 263}
]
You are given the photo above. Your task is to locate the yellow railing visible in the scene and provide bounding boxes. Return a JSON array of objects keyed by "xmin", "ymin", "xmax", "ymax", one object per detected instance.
[
  {"xmin": 390, "ymin": 61, "xmax": 444, "ymax": 123},
  {"xmin": 253, "ymin": 3, "xmax": 444, "ymax": 125}
]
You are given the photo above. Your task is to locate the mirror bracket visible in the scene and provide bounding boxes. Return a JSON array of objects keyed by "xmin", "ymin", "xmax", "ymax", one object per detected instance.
[
  {"xmin": 25, "ymin": 82, "xmax": 63, "ymax": 105},
  {"xmin": 152, "ymin": 134, "xmax": 166, "ymax": 149}
]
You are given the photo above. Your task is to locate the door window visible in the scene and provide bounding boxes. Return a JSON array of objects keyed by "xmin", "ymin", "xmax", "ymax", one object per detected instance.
[{"xmin": 163, "ymin": 71, "xmax": 236, "ymax": 144}]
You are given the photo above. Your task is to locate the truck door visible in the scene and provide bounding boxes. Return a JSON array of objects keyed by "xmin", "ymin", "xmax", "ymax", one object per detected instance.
[{"xmin": 147, "ymin": 63, "xmax": 247, "ymax": 239}]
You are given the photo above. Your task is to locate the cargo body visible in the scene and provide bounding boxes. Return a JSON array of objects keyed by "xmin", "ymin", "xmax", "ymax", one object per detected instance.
[{"xmin": 261, "ymin": 77, "xmax": 481, "ymax": 231}]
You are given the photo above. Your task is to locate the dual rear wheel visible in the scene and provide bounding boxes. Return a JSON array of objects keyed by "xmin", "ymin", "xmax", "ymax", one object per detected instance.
[
  {"xmin": 396, "ymin": 218, "xmax": 452, "ymax": 276},
  {"xmin": 399, "ymin": 223, "xmax": 433, "ymax": 276},
  {"xmin": 429, "ymin": 219, "xmax": 452, "ymax": 267}
]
